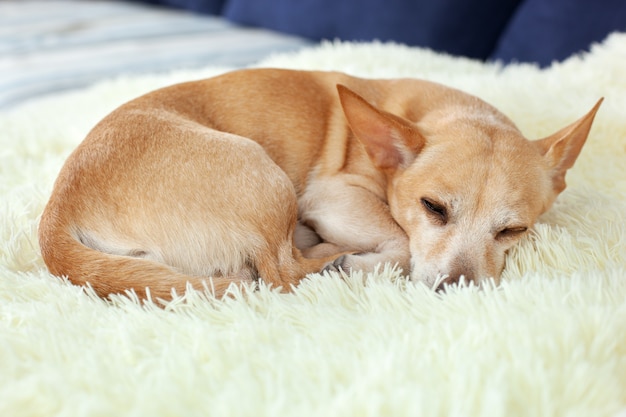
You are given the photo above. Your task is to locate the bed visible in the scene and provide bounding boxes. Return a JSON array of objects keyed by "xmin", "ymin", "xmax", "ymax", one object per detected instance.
[{"xmin": 2, "ymin": 1, "xmax": 625, "ymax": 416}]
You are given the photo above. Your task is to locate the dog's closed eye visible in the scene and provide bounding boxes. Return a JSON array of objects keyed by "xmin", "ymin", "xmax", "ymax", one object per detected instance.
[
  {"xmin": 496, "ymin": 226, "xmax": 528, "ymax": 240},
  {"xmin": 421, "ymin": 197, "xmax": 448, "ymax": 224}
]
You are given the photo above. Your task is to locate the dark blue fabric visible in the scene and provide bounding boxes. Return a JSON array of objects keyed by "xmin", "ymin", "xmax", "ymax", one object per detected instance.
[
  {"xmin": 222, "ymin": 0, "xmax": 521, "ymax": 60},
  {"xmin": 490, "ymin": 0, "xmax": 626, "ymax": 66},
  {"xmin": 137, "ymin": 0, "xmax": 226, "ymax": 14},
  {"xmin": 129, "ymin": 0, "xmax": 626, "ymax": 65}
]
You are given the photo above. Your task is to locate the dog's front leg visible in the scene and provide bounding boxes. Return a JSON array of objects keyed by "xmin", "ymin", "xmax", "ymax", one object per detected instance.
[{"xmin": 298, "ymin": 176, "xmax": 410, "ymax": 276}]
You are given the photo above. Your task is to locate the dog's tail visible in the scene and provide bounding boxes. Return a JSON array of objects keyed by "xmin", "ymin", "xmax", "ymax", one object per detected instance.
[{"xmin": 38, "ymin": 211, "xmax": 248, "ymax": 302}]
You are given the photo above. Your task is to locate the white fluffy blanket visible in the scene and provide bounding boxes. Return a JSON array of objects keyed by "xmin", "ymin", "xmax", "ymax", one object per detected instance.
[{"xmin": 1, "ymin": 35, "xmax": 625, "ymax": 417}]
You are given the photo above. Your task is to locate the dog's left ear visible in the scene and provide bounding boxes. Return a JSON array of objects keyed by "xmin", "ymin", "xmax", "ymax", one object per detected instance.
[
  {"xmin": 337, "ymin": 84, "xmax": 425, "ymax": 170},
  {"xmin": 534, "ymin": 98, "xmax": 603, "ymax": 193}
]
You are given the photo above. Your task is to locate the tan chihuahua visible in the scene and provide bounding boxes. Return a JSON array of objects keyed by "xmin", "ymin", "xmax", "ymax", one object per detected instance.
[{"xmin": 39, "ymin": 69, "xmax": 601, "ymax": 300}]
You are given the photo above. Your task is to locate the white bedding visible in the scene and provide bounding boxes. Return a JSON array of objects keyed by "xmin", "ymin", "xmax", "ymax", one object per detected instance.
[{"xmin": 0, "ymin": 0, "xmax": 310, "ymax": 109}]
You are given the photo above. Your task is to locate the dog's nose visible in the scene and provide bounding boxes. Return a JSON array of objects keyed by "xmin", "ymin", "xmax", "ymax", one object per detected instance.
[
  {"xmin": 435, "ymin": 276, "xmax": 458, "ymax": 292},
  {"xmin": 435, "ymin": 272, "xmax": 474, "ymax": 292},
  {"xmin": 435, "ymin": 255, "xmax": 477, "ymax": 292}
]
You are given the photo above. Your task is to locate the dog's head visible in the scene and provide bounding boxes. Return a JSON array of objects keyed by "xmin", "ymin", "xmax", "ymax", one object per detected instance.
[{"xmin": 337, "ymin": 84, "xmax": 602, "ymax": 288}]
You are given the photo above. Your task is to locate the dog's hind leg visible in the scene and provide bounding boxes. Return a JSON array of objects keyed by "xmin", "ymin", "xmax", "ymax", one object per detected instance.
[{"xmin": 251, "ymin": 187, "xmax": 348, "ymax": 291}]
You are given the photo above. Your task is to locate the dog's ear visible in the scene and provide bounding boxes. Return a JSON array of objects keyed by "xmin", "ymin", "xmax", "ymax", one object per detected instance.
[
  {"xmin": 534, "ymin": 98, "xmax": 603, "ymax": 193},
  {"xmin": 337, "ymin": 84, "xmax": 425, "ymax": 170}
]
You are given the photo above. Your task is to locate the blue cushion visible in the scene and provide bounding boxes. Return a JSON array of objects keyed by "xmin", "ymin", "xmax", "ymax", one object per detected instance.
[
  {"xmin": 132, "ymin": 0, "xmax": 626, "ymax": 65},
  {"xmin": 223, "ymin": 0, "xmax": 521, "ymax": 60},
  {"xmin": 141, "ymin": 0, "xmax": 226, "ymax": 14},
  {"xmin": 491, "ymin": 0, "xmax": 626, "ymax": 66}
]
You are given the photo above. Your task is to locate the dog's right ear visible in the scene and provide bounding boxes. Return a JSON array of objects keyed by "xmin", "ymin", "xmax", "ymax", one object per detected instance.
[{"xmin": 337, "ymin": 84, "xmax": 425, "ymax": 171}]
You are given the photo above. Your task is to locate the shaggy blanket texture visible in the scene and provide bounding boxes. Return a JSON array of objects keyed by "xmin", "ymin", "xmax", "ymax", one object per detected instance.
[{"xmin": 1, "ymin": 35, "xmax": 626, "ymax": 417}]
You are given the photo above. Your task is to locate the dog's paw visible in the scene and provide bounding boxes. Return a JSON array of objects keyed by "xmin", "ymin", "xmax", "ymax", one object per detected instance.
[
  {"xmin": 322, "ymin": 255, "xmax": 349, "ymax": 275},
  {"xmin": 322, "ymin": 253, "xmax": 369, "ymax": 276},
  {"xmin": 321, "ymin": 251, "xmax": 404, "ymax": 277}
]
